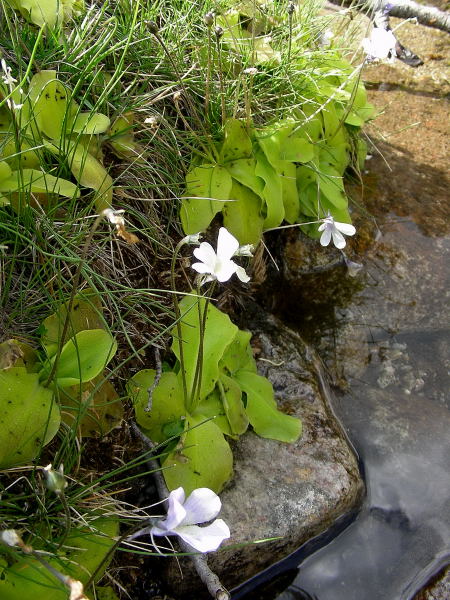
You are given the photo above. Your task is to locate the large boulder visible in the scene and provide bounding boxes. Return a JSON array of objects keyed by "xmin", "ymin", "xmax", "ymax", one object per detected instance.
[{"xmin": 166, "ymin": 309, "xmax": 364, "ymax": 597}]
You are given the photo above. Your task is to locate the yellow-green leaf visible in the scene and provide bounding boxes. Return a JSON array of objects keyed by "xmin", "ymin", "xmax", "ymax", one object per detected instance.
[{"xmin": 162, "ymin": 414, "xmax": 233, "ymax": 494}]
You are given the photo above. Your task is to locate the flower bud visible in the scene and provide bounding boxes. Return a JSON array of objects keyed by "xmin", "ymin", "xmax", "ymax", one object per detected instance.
[
  {"xmin": 1, "ymin": 529, "xmax": 21, "ymax": 547},
  {"xmin": 43, "ymin": 464, "xmax": 67, "ymax": 495},
  {"xmin": 181, "ymin": 233, "xmax": 202, "ymax": 246},
  {"xmin": 215, "ymin": 26, "xmax": 224, "ymax": 39},
  {"xmin": 204, "ymin": 12, "xmax": 214, "ymax": 27},
  {"xmin": 147, "ymin": 21, "xmax": 159, "ymax": 34}
]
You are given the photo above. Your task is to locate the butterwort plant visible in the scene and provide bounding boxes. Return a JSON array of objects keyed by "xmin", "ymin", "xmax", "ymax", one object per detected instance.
[{"xmin": 128, "ymin": 227, "xmax": 302, "ymax": 496}]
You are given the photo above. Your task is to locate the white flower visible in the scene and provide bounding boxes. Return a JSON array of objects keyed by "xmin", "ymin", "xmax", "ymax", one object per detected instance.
[
  {"xmin": 192, "ymin": 227, "xmax": 250, "ymax": 284},
  {"xmin": 1, "ymin": 59, "xmax": 17, "ymax": 87},
  {"xmin": 343, "ymin": 255, "xmax": 363, "ymax": 277},
  {"xmin": 318, "ymin": 214, "xmax": 356, "ymax": 249},
  {"xmin": 1, "ymin": 529, "xmax": 21, "ymax": 547},
  {"xmin": 318, "ymin": 29, "xmax": 334, "ymax": 48},
  {"xmin": 102, "ymin": 208, "xmax": 125, "ymax": 228},
  {"xmin": 181, "ymin": 233, "xmax": 202, "ymax": 246},
  {"xmin": 150, "ymin": 487, "xmax": 230, "ymax": 553},
  {"xmin": 5, "ymin": 99, "xmax": 23, "ymax": 111},
  {"xmin": 144, "ymin": 115, "xmax": 159, "ymax": 127},
  {"xmin": 233, "ymin": 243, "xmax": 254, "ymax": 257},
  {"xmin": 68, "ymin": 579, "xmax": 88, "ymax": 600},
  {"xmin": 362, "ymin": 28, "xmax": 397, "ymax": 62},
  {"xmin": 43, "ymin": 463, "xmax": 67, "ymax": 494}
]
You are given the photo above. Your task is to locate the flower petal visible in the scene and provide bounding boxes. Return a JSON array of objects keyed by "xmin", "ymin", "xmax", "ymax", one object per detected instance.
[
  {"xmin": 192, "ymin": 262, "xmax": 213, "ymax": 274},
  {"xmin": 193, "ymin": 242, "xmax": 217, "ymax": 269},
  {"xmin": 335, "ymin": 222, "xmax": 356, "ymax": 236},
  {"xmin": 217, "ymin": 227, "xmax": 239, "ymax": 261},
  {"xmin": 182, "ymin": 488, "xmax": 222, "ymax": 525},
  {"xmin": 235, "ymin": 265, "xmax": 250, "ymax": 283},
  {"xmin": 175, "ymin": 519, "xmax": 231, "ymax": 552},
  {"xmin": 215, "ymin": 259, "xmax": 238, "ymax": 282},
  {"xmin": 317, "ymin": 222, "xmax": 327, "ymax": 232},
  {"xmin": 162, "ymin": 487, "xmax": 187, "ymax": 531},
  {"xmin": 331, "ymin": 229, "xmax": 346, "ymax": 249},
  {"xmin": 320, "ymin": 227, "xmax": 332, "ymax": 247}
]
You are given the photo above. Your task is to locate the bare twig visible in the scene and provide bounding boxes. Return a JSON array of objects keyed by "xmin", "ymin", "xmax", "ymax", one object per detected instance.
[{"xmin": 326, "ymin": 0, "xmax": 450, "ymax": 33}]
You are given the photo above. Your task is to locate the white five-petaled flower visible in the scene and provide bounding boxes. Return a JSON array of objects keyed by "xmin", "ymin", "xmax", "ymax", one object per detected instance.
[
  {"xmin": 150, "ymin": 487, "xmax": 230, "ymax": 553},
  {"xmin": 318, "ymin": 214, "xmax": 356, "ymax": 249},
  {"xmin": 192, "ymin": 227, "xmax": 251, "ymax": 284},
  {"xmin": 362, "ymin": 27, "xmax": 397, "ymax": 62}
]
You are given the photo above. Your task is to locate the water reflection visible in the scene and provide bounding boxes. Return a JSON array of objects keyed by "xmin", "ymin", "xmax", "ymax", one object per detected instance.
[{"xmin": 275, "ymin": 216, "xmax": 450, "ymax": 599}]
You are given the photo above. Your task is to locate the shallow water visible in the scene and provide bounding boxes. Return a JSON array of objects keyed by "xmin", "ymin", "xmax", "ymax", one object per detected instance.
[
  {"xmin": 232, "ymin": 209, "xmax": 450, "ymax": 600},
  {"xmin": 280, "ymin": 203, "xmax": 450, "ymax": 598}
]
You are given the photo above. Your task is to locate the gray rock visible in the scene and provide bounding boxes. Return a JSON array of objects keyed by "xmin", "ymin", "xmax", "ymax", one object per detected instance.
[
  {"xmin": 413, "ymin": 564, "xmax": 450, "ymax": 600},
  {"xmin": 166, "ymin": 311, "xmax": 364, "ymax": 597}
]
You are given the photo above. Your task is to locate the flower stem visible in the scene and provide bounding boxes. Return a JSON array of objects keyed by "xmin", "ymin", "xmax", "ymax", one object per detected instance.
[
  {"xmin": 44, "ymin": 213, "xmax": 104, "ymax": 388},
  {"xmin": 170, "ymin": 240, "xmax": 189, "ymax": 407},
  {"xmin": 188, "ymin": 282, "xmax": 215, "ymax": 413}
]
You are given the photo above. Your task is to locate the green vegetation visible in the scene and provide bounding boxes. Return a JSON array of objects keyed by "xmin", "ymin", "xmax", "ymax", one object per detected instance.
[{"xmin": 0, "ymin": 0, "xmax": 372, "ymax": 597}]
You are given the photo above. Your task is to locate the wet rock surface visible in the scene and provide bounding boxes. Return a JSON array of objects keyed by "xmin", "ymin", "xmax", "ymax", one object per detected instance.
[
  {"xmin": 413, "ymin": 564, "xmax": 450, "ymax": 600},
  {"xmin": 166, "ymin": 309, "xmax": 364, "ymax": 598}
]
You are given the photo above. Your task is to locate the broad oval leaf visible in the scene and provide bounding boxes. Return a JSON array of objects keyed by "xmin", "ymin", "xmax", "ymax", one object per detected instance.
[
  {"xmin": 235, "ymin": 370, "xmax": 302, "ymax": 443},
  {"xmin": 222, "ymin": 180, "xmax": 264, "ymax": 245},
  {"xmin": 194, "ymin": 388, "xmax": 232, "ymax": 437},
  {"xmin": 256, "ymin": 121, "xmax": 315, "ymax": 166},
  {"xmin": 0, "ymin": 368, "xmax": 60, "ymax": 468},
  {"xmin": 128, "ymin": 369, "xmax": 186, "ymax": 444},
  {"xmin": 220, "ymin": 329, "xmax": 256, "ymax": 375},
  {"xmin": 162, "ymin": 414, "xmax": 233, "ymax": 494},
  {"xmin": 108, "ymin": 112, "xmax": 139, "ymax": 159},
  {"xmin": 0, "ymin": 515, "xmax": 118, "ymax": 600},
  {"xmin": 41, "ymin": 288, "xmax": 105, "ymax": 358},
  {"xmin": 46, "ymin": 329, "xmax": 117, "ymax": 388},
  {"xmin": 181, "ymin": 164, "xmax": 232, "ymax": 234},
  {"xmin": 28, "ymin": 71, "xmax": 72, "ymax": 139},
  {"xmin": 226, "ymin": 157, "xmax": 264, "ymax": 197},
  {"xmin": 172, "ymin": 295, "xmax": 238, "ymax": 402},
  {"xmin": 45, "ymin": 140, "xmax": 112, "ymax": 211},
  {"xmin": 0, "ymin": 338, "xmax": 39, "ymax": 372},
  {"xmin": 60, "ymin": 374, "xmax": 123, "ymax": 437},
  {"xmin": 0, "ymin": 161, "xmax": 12, "ymax": 181},
  {"xmin": 0, "ymin": 169, "xmax": 80, "ymax": 198},
  {"xmin": 70, "ymin": 112, "xmax": 110, "ymax": 134},
  {"xmin": 279, "ymin": 161, "xmax": 299, "ymax": 224},
  {"xmin": 254, "ymin": 148, "xmax": 284, "ymax": 229},
  {"xmin": 219, "ymin": 119, "xmax": 253, "ymax": 163},
  {"xmin": 218, "ymin": 373, "xmax": 248, "ymax": 435}
]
